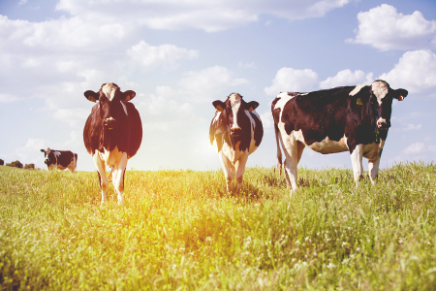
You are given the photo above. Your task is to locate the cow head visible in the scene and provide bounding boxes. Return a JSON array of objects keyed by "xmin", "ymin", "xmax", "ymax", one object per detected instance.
[
  {"xmin": 84, "ymin": 83, "xmax": 136, "ymax": 131},
  {"xmin": 370, "ymin": 80, "xmax": 408, "ymax": 130},
  {"xmin": 40, "ymin": 147, "xmax": 55, "ymax": 165},
  {"xmin": 211, "ymin": 93, "xmax": 258, "ymax": 141}
]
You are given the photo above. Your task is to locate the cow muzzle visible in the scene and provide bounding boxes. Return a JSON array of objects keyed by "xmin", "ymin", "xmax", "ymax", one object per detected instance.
[
  {"xmin": 104, "ymin": 117, "xmax": 116, "ymax": 130},
  {"xmin": 377, "ymin": 119, "xmax": 390, "ymax": 130},
  {"xmin": 230, "ymin": 127, "xmax": 242, "ymax": 136},
  {"xmin": 44, "ymin": 159, "xmax": 50, "ymax": 164}
]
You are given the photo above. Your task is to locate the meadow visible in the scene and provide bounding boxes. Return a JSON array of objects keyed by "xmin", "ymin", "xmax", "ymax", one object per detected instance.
[{"xmin": 1, "ymin": 162, "xmax": 436, "ymax": 290}]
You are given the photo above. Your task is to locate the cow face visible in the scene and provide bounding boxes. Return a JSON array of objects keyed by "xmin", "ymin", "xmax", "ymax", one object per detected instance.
[
  {"xmin": 212, "ymin": 93, "xmax": 259, "ymax": 138},
  {"xmin": 371, "ymin": 80, "xmax": 408, "ymax": 130},
  {"xmin": 84, "ymin": 83, "xmax": 136, "ymax": 131},
  {"xmin": 40, "ymin": 148, "xmax": 52, "ymax": 164}
]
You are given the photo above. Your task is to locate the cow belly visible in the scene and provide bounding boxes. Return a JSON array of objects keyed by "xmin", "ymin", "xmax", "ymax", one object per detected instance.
[
  {"xmin": 282, "ymin": 128, "xmax": 348, "ymax": 154},
  {"xmin": 307, "ymin": 136, "xmax": 349, "ymax": 154}
]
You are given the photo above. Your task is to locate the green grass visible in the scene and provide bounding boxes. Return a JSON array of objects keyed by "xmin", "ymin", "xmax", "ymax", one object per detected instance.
[{"xmin": 1, "ymin": 162, "xmax": 436, "ymax": 290}]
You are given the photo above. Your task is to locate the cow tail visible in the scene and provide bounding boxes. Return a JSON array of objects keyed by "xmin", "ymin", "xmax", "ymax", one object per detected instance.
[
  {"xmin": 274, "ymin": 122, "xmax": 283, "ymax": 183},
  {"xmin": 75, "ymin": 154, "xmax": 78, "ymax": 169}
]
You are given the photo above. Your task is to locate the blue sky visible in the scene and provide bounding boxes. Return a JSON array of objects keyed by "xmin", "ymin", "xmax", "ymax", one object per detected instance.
[{"xmin": 1, "ymin": 0, "xmax": 435, "ymax": 171}]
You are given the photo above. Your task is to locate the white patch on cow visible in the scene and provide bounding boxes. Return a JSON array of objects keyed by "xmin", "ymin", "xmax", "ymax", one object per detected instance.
[
  {"xmin": 349, "ymin": 85, "xmax": 365, "ymax": 96},
  {"xmin": 120, "ymin": 101, "xmax": 128, "ymax": 116},
  {"xmin": 213, "ymin": 111, "xmax": 221, "ymax": 124},
  {"xmin": 299, "ymin": 93, "xmax": 309, "ymax": 96},
  {"xmin": 67, "ymin": 155, "xmax": 77, "ymax": 173},
  {"xmin": 350, "ymin": 145, "xmax": 364, "ymax": 183},
  {"xmin": 228, "ymin": 93, "xmax": 242, "ymax": 130},
  {"xmin": 371, "ymin": 80, "xmax": 389, "ymax": 105},
  {"xmin": 274, "ymin": 92, "xmax": 296, "ymax": 111},
  {"xmin": 54, "ymin": 151, "xmax": 61, "ymax": 158},
  {"xmin": 102, "ymin": 82, "xmax": 118, "ymax": 101}
]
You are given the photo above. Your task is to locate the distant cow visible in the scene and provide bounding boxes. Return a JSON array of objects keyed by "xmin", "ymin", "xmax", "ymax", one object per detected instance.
[
  {"xmin": 272, "ymin": 80, "xmax": 408, "ymax": 192},
  {"xmin": 210, "ymin": 93, "xmax": 263, "ymax": 193},
  {"xmin": 40, "ymin": 148, "xmax": 77, "ymax": 172},
  {"xmin": 83, "ymin": 82, "xmax": 142, "ymax": 205},
  {"xmin": 0, "ymin": 159, "xmax": 3, "ymax": 166}
]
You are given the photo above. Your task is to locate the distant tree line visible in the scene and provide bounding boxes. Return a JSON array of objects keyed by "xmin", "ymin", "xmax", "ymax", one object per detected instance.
[{"xmin": 0, "ymin": 159, "xmax": 37, "ymax": 170}]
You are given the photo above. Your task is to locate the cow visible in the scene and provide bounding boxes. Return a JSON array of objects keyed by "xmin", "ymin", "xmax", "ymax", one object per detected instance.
[
  {"xmin": 83, "ymin": 82, "xmax": 142, "ymax": 205},
  {"xmin": 272, "ymin": 80, "xmax": 408, "ymax": 192},
  {"xmin": 0, "ymin": 159, "xmax": 4, "ymax": 166},
  {"xmin": 40, "ymin": 148, "xmax": 78, "ymax": 172},
  {"xmin": 210, "ymin": 93, "xmax": 263, "ymax": 193}
]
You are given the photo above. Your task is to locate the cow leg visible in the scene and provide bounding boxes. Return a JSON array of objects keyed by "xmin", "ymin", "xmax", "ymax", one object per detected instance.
[
  {"xmin": 368, "ymin": 157, "xmax": 380, "ymax": 185},
  {"xmin": 350, "ymin": 145, "xmax": 364, "ymax": 185},
  {"xmin": 282, "ymin": 141, "xmax": 304, "ymax": 192},
  {"xmin": 234, "ymin": 152, "xmax": 249, "ymax": 193},
  {"xmin": 219, "ymin": 151, "xmax": 235, "ymax": 193},
  {"xmin": 112, "ymin": 153, "xmax": 128, "ymax": 205},
  {"xmin": 93, "ymin": 152, "xmax": 108, "ymax": 205}
]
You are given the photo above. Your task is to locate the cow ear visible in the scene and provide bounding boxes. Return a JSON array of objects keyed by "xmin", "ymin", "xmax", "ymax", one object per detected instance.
[
  {"xmin": 123, "ymin": 90, "xmax": 136, "ymax": 102},
  {"xmin": 212, "ymin": 100, "xmax": 226, "ymax": 112},
  {"xmin": 394, "ymin": 88, "xmax": 408, "ymax": 101},
  {"xmin": 246, "ymin": 101, "xmax": 259, "ymax": 112},
  {"xmin": 84, "ymin": 90, "xmax": 99, "ymax": 103},
  {"xmin": 40, "ymin": 149, "xmax": 45, "ymax": 153}
]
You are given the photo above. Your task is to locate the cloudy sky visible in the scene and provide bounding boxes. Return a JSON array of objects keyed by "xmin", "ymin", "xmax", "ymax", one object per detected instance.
[{"xmin": 1, "ymin": 0, "xmax": 435, "ymax": 171}]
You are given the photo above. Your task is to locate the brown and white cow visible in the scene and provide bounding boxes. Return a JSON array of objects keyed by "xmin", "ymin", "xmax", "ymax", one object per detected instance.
[
  {"xmin": 40, "ymin": 148, "xmax": 78, "ymax": 172},
  {"xmin": 272, "ymin": 80, "xmax": 408, "ymax": 192},
  {"xmin": 210, "ymin": 93, "xmax": 263, "ymax": 193},
  {"xmin": 83, "ymin": 83, "xmax": 142, "ymax": 204}
]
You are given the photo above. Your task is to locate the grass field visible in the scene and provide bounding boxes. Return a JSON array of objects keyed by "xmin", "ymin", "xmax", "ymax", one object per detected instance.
[{"xmin": 1, "ymin": 162, "xmax": 436, "ymax": 290}]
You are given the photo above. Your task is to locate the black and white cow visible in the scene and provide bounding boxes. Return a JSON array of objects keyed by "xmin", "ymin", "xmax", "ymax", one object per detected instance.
[
  {"xmin": 272, "ymin": 80, "xmax": 408, "ymax": 191},
  {"xmin": 83, "ymin": 82, "xmax": 142, "ymax": 205},
  {"xmin": 40, "ymin": 148, "xmax": 78, "ymax": 172},
  {"xmin": 210, "ymin": 93, "xmax": 263, "ymax": 193}
]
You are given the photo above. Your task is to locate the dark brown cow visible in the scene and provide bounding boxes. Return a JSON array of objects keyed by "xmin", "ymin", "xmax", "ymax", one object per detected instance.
[
  {"xmin": 83, "ymin": 82, "xmax": 142, "ymax": 204},
  {"xmin": 272, "ymin": 80, "xmax": 408, "ymax": 193},
  {"xmin": 40, "ymin": 148, "xmax": 77, "ymax": 172},
  {"xmin": 210, "ymin": 93, "xmax": 263, "ymax": 193}
]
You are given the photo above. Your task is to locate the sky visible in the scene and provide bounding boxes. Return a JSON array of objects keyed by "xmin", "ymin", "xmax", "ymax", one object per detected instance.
[{"xmin": 0, "ymin": 0, "xmax": 435, "ymax": 172}]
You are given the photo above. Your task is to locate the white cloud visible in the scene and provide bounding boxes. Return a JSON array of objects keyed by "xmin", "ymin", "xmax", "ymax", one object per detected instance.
[
  {"xmin": 127, "ymin": 41, "xmax": 198, "ymax": 71},
  {"xmin": 348, "ymin": 4, "xmax": 436, "ymax": 51},
  {"xmin": 319, "ymin": 69, "xmax": 373, "ymax": 88},
  {"xmin": 55, "ymin": 0, "xmax": 354, "ymax": 32},
  {"xmin": 238, "ymin": 61, "xmax": 256, "ymax": 69},
  {"xmin": 403, "ymin": 142, "xmax": 425, "ymax": 155},
  {"xmin": 174, "ymin": 66, "xmax": 249, "ymax": 102},
  {"xmin": 379, "ymin": 50, "xmax": 436, "ymax": 97},
  {"xmin": 264, "ymin": 67, "xmax": 318, "ymax": 95}
]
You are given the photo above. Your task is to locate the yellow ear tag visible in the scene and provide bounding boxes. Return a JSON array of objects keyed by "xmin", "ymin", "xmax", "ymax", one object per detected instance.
[
  {"xmin": 248, "ymin": 107, "xmax": 254, "ymax": 112},
  {"xmin": 356, "ymin": 98, "xmax": 363, "ymax": 105},
  {"xmin": 89, "ymin": 96, "xmax": 96, "ymax": 102}
]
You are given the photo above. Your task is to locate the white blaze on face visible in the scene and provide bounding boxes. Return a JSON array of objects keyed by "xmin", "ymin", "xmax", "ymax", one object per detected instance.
[
  {"xmin": 102, "ymin": 82, "xmax": 118, "ymax": 101},
  {"xmin": 228, "ymin": 93, "xmax": 242, "ymax": 130},
  {"xmin": 372, "ymin": 80, "xmax": 389, "ymax": 126}
]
